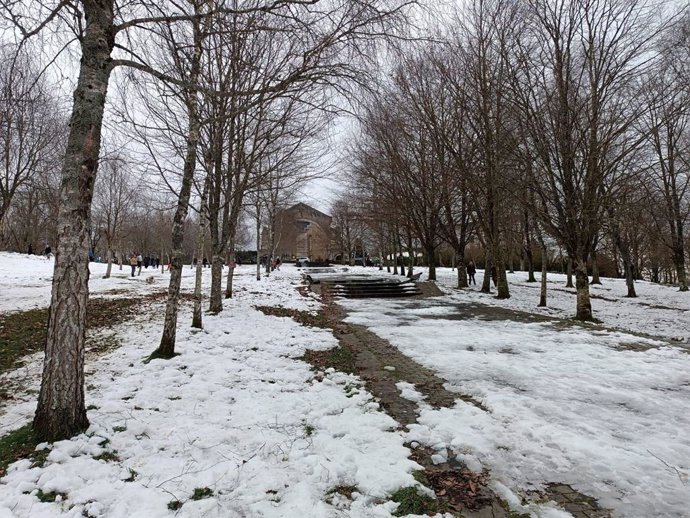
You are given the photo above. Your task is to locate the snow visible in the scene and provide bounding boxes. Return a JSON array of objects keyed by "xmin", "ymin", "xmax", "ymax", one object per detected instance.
[
  {"xmin": 340, "ymin": 270, "xmax": 690, "ymax": 518},
  {"xmin": 1, "ymin": 255, "xmax": 689, "ymax": 517},
  {"xmin": 0, "ymin": 254, "xmax": 424, "ymax": 517}
]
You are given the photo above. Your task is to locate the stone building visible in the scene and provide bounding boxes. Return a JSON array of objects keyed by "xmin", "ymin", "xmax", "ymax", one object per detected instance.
[{"xmin": 263, "ymin": 202, "xmax": 332, "ymax": 262}]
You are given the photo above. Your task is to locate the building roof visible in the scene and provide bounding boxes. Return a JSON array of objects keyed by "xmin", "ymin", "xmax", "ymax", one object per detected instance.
[{"xmin": 286, "ymin": 202, "xmax": 332, "ymax": 221}]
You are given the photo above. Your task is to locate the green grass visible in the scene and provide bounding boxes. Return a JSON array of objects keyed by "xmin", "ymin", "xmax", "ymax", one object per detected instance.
[
  {"xmin": 36, "ymin": 489, "xmax": 67, "ymax": 502},
  {"xmin": 191, "ymin": 487, "xmax": 213, "ymax": 500},
  {"xmin": 168, "ymin": 500, "xmax": 183, "ymax": 510},
  {"xmin": 94, "ymin": 451, "xmax": 120, "ymax": 462},
  {"xmin": 0, "ymin": 424, "xmax": 45, "ymax": 477},
  {"xmin": 390, "ymin": 486, "xmax": 437, "ymax": 517}
]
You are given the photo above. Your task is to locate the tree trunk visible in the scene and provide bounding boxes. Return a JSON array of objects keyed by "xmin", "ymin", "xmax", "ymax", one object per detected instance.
[
  {"xmin": 426, "ymin": 244, "xmax": 436, "ymax": 281},
  {"xmin": 192, "ymin": 223, "xmax": 206, "ymax": 329},
  {"xmin": 209, "ymin": 255, "xmax": 223, "ymax": 312},
  {"xmin": 153, "ymin": 16, "xmax": 203, "ymax": 359},
  {"xmin": 495, "ymin": 253, "xmax": 510, "ymax": 299},
  {"xmin": 623, "ymin": 256, "xmax": 636, "ymax": 298},
  {"xmin": 539, "ymin": 243, "xmax": 548, "ymax": 307},
  {"xmin": 534, "ymin": 222, "xmax": 548, "ymax": 307},
  {"xmin": 226, "ymin": 256, "xmax": 235, "ymax": 299},
  {"xmin": 104, "ymin": 244, "xmax": 113, "ymax": 279},
  {"xmin": 406, "ymin": 232, "xmax": 414, "ymax": 278},
  {"xmin": 456, "ymin": 247, "xmax": 468, "ymax": 289},
  {"xmin": 574, "ymin": 256, "xmax": 592, "ymax": 321},
  {"xmin": 590, "ymin": 250, "xmax": 601, "ymax": 284},
  {"xmin": 672, "ymin": 238, "xmax": 688, "ymax": 292},
  {"xmin": 481, "ymin": 251, "xmax": 492, "ymax": 293},
  {"xmin": 566, "ymin": 258, "xmax": 574, "ymax": 288},
  {"xmin": 225, "ymin": 233, "xmax": 236, "ymax": 298},
  {"xmin": 524, "ymin": 211, "xmax": 536, "ymax": 282},
  {"xmin": 256, "ymin": 205, "xmax": 261, "ymax": 281},
  {"xmin": 33, "ymin": 4, "xmax": 115, "ymax": 441}
]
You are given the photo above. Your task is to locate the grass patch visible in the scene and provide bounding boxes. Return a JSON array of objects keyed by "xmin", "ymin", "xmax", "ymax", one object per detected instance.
[
  {"xmin": 390, "ymin": 486, "xmax": 437, "ymax": 517},
  {"xmin": 326, "ymin": 485, "xmax": 358, "ymax": 499},
  {"xmin": 124, "ymin": 468, "xmax": 138, "ymax": 482},
  {"xmin": 168, "ymin": 500, "xmax": 183, "ymax": 510},
  {"xmin": 0, "ymin": 296, "xmax": 155, "ymax": 377},
  {"xmin": 0, "ymin": 308, "xmax": 47, "ymax": 374},
  {"xmin": 302, "ymin": 345, "xmax": 356, "ymax": 374},
  {"xmin": 0, "ymin": 424, "xmax": 46, "ymax": 477},
  {"xmin": 191, "ymin": 487, "xmax": 213, "ymax": 500},
  {"xmin": 254, "ymin": 306, "xmax": 331, "ymax": 329},
  {"xmin": 303, "ymin": 423, "xmax": 315, "ymax": 437},
  {"xmin": 94, "ymin": 451, "xmax": 120, "ymax": 462},
  {"xmin": 113, "ymin": 426, "xmax": 127, "ymax": 433},
  {"xmin": 36, "ymin": 489, "xmax": 67, "ymax": 503}
]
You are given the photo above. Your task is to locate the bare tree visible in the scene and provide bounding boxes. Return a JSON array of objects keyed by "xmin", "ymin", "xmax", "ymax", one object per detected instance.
[
  {"xmin": 638, "ymin": 65, "xmax": 689, "ymax": 291},
  {"xmin": 511, "ymin": 0, "xmax": 669, "ymax": 320},
  {"xmin": 0, "ymin": 49, "xmax": 61, "ymax": 247}
]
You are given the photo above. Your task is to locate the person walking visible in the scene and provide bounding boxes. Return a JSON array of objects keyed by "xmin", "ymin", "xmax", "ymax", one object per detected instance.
[
  {"xmin": 129, "ymin": 254, "xmax": 137, "ymax": 277},
  {"xmin": 467, "ymin": 260, "xmax": 477, "ymax": 285},
  {"xmin": 136, "ymin": 253, "xmax": 143, "ymax": 275}
]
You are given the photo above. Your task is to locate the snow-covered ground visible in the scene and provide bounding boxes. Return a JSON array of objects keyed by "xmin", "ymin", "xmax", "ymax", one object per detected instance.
[
  {"xmin": 0, "ymin": 254, "xmax": 420, "ymax": 517},
  {"xmin": 1, "ymin": 254, "xmax": 689, "ymax": 517},
  {"xmin": 339, "ymin": 267, "xmax": 690, "ymax": 518},
  {"xmin": 432, "ymin": 267, "xmax": 690, "ymax": 342}
]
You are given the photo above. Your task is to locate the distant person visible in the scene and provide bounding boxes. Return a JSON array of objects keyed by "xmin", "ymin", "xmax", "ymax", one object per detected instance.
[
  {"xmin": 44, "ymin": 245, "xmax": 51, "ymax": 259},
  {"xmin": 202, "ymin": 256, "xmax": 208, "ymax": 268},
  {"xmin": 28, "ymin": 243, "xmax": 33, "ymax": 255},
  {"xmin": 136, "ymin": 253, "xmax": 143, "ymax": 275},
  {"xmin": 155, "ymin": 257, "xmax": 160, "ymax": 268},
  {"xmin": 275, "ymin": 257, "xmax": 281, "ymax": 270},
  {"xmin": 467, "ymin": 260, "xmax": 477, "ymax": 285},
  {"xmin": 491, "ymin": 265, "xmax": 497, "ymax": 287},
  {"xmin": 144, "ymin": 256, "xmax": 150, "ymax": 269},
  {"xmin": 129, "ymin": 254, "xmax": 137, "ymax": 277}
]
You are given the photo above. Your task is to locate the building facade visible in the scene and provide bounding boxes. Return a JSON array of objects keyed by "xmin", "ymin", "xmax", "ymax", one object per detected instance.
[{"xmin": 263, "ymin": 203, "xmax": 332, "ymax": 262}]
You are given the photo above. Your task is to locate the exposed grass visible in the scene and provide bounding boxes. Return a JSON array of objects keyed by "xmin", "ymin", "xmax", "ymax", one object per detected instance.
[
  {"xmin": 168, "ymin": 500, "xmax": 183, "ymax": 510},
  {"xmin": 0, "ymin": 424, "xmax": 45, "ymax": 477},
  {"xmin": 390, "ymin": 486, "xmax": 437, "ymax": 517},
  {"xmin": 124, "ymin": 468, "xmax": 138, "ymax": 482},
  {"xmin": 0, "ymin": 308, "xmax": 47, "ymax": 374},
  {"xmin": 302, "ymin": 345, "xmax": 356, "ymax": 374},
  {"xmin": 326, "ymin": 485, "xmax": 358, "ymax": 499},
  {"xmin": 0, "ymin": 296, "xmax": 151, "ymax": 377},
  {"xmin": 254, "ymin": 306, "xmax": 331, "ymax": 329},
  {"xmin": 36, "ymin": 489, "xmax": 67, "ymax": 503},
  {"xmin": 191, "ymin": 487, "xmax": 213, "ymax": 500},
  {"xmin": 94, "ymin": 451, "xmax": 120, "ymax": 462}
]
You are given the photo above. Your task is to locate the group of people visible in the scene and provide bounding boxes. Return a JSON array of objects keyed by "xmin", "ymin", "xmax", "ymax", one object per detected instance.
[{"xmin": 129, "ymin": 253, "xmax": 160, "ymax": 277}]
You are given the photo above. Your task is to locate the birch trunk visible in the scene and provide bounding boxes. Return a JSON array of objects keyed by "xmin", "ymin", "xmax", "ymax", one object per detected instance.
[
  {"xmin": 33, "ymin": 2, "xmax": 115, "ymax": 441},
  {"xmin": 192, "ymin": 182, "xmax": 209, "ymax": 328},
  {"xmin": 154, "ymin": 13, "xmax": 203, "ymax": 358}
]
